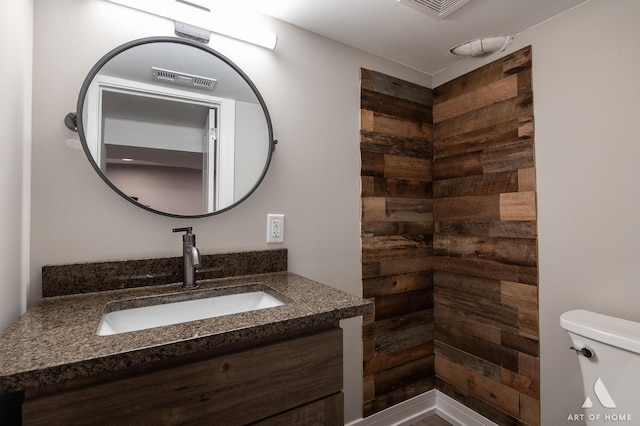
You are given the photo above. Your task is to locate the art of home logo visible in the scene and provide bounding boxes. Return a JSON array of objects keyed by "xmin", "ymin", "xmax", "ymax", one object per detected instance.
[{"xmin": 567, "ymin": 377, "xmax": 633, "ymax": 423}]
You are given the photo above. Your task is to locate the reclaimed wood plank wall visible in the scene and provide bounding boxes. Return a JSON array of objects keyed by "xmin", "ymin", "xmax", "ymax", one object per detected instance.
[
  {"xmin": 432, "ymin": 47, "xmax": 539, "ymax": 425},
  {"xmin": 360, "ymin": 68, "xmax": 435, "ymax": 417}
]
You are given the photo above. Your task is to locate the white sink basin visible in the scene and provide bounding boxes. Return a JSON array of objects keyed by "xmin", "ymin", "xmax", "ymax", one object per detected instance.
[{"xmin": 97, "ymin": 289, "xmax": 285, "ymax": 336}]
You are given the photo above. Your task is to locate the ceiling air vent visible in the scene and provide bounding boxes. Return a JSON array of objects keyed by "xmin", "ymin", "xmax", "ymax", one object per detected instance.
[
  {"xmin": 397, "ymin": 0, "xmax": 472, "ymax": 19},
  {"xmin": 151, "ymin": 67, "xmax": 217, "ymax": 91}
]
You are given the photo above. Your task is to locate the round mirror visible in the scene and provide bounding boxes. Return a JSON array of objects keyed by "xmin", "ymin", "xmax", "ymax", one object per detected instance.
[{"xmin": 76, "ymin": 37, "xmax": 275, "ymax": 218}]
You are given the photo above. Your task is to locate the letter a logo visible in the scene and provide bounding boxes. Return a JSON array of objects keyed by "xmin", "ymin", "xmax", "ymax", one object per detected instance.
[{"xmin": 582, "ymin": 377, "xmax": 616, "ymax": 409}]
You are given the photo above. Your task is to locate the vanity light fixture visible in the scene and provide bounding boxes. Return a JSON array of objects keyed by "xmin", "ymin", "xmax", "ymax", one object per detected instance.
[
  {"xmin": 103, "ymin": 0, "xmax": 278, "ymax": 49},
  {"xmin": 449, "ymin": 34, "xmax": 513, "ymax": 57}
]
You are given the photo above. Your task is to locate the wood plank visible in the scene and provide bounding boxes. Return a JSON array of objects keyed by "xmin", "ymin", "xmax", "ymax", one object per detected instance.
[
  {"xmin": 371, "ymin": 356, "xmax": 435, "ymax": 400},
  {"xmin": 361, "ymin": 197, "xmax": 386, "ymax": 222},
  {"xmin": 433, "ymin": 74, "xmax": 518, "ymax": 124},
  {"xmin": 363, "ymin": 374, "xmax": 375, "ymax": 402},
  {"xmin": 432, "ymin": 151, "xmax": 483, "ymax": 180},
  {"xmin": 500, "ymin": 192, "xmax": 537, "ymax": 221},
  {"xmin": 361, "ymin": 68, "xmax": 433, "ymax": 106},
  {"xmin": 364, "ymin": 343, "xmax": 434, "ymax": 376},
  {"xmin": 434, "ymin": 97, "xmax": 520, "ymax": 141},
  {"xmin": 518, "ymin": 352, "xmax": 540, "ymax": 381},
  {"xmin": 518, "ymin": 93, "xmax": 534, "ymax": 125},
  {"xmin": 434, "ymin": 120, "xmax": 519, "ymax": 160},
  {"xmin": 518, "ymin": 167, "xmax": 536, "ymax": 191},
  {"xmin": 370, "ymin": 317, "xmax": 432, "ymax": 357},
  {"xmin": 360, "ymin": 176, "xmax": 432, "ymax": 199},
  {"xmin": 360, "ymin": 109, "xmax": 375, "ymax": 132},
  {"xmin": 502, "ymin": 46, "xmax": 532, "ymax": 76},
  {"xmin": 435, "ymin": 304, "xmax": 502, "ymax": 345},
  {"xmin": 501, "ymin": 367, "xmax": 539, "ymax": 399},
  {"xmin": 373, "ymin": 289, "xmax": 433, "ymax": 321},
  {"xmin": 361, "ymin": 221, "xmax": 433, "ymax": 237},
  {"xmin": 435, "ymin": 356, "xmax": 520, "ymax": 417},
  {"xmin": 362, "ymin": 88, "xmax": 433, "ymax": 123},
  {"xmin": 434, "ymin": 172, "xmax": 518, "ymax": 198},
  {"xmin": 434, "ymin": 270, "xmax": 502, "ymax": 303},
  {"xmin": 385, "ymin": 155, "xmax": 432, "ymax": 180},
  {"xmin": 361, "ymin": 151, "xmax": 385, "ymax": 177},
  {"xmin": 469, "ymin": 366, "xmax": 521, "ymax": 418},
  {"xmin": 362, "ymin": 110, "xmax": 432, "ymax": 140},
  {"xmin": 363, "ymin": 310, "xmax": 434, "ymax": 354},
  {"xmin": 433, "ymin": 235, "xmax": 537, "ymax": 267},
  {"xmin": 435, "ymin": 220, "xmax": 537, "ymax": 239},
  {"xmin": 483, "ymin": 139, "xmax": 535, "ymax": 174},
  {"xmin": 377, "ymin": 256, "xmax": 433, "ymax": 276},
  {"xmin": 435, "ymin": 286, "xmax": 520, "ymax": 333},
  {"xmin": 519, "ymin": 120, "xmax": 535, "ymax": 139},
  {"xmin": 501, "ymin": 280, "xmax": 538, "ymax": 310},
  {"xmin": 23, "ymin": 329, "xmax": 343, "ymax": 426},
  {"xmin": 518, "ymin": 307, "xmax": 540, "ymax": 340},
  {"xmin": 520, "ymin": 393, "xmax": 540, "ymax": 426},
  {"xmin": 363, "ymin": 271, "xmax": 433, "ymax": 298},
  {"xmin": 386, "ymin": 198, "xmax": 433, "ymax": 222},
  {"xmin": 435, "ymin": 322, "xmax": 519, "ymax": 371},
  {"xmin": 365, "ymin": 259, "xmax": 425, "ymax": 282},
  {"xmin": 362, "ymin": 235, "xmax": 432, "ymax": 263},
  {"xmin": 363, "ymin": 301, "xmax": 375, "ymax": 326},
  {"xmin": 435, "ymin": 341, "xmax": 501, "ymax": 381},
  {"xmin": 501, "ymin": 331, "xmax": 539, "ymax": 357},
  {"xmin": 433, "ymin": 194, "xmax": 501, "ymax": 222},
  {"xmin": 361, "ymin": 131, "xmax": 432, "ymax": 159},
  {"xmin": 517, "ymin": 68, "xmax": 533, "ymax": 96},
  {"xmin": 433, "ymin": 256, "xmax": 537, "ymax": 285},
  {"xmin": 433, "ymin": 60, "xmax": 504, "ymax": 105}
]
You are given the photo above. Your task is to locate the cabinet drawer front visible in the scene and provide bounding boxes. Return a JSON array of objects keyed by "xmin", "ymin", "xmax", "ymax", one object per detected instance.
[
  {"xmin": 23, "ymin": 328, "xmax": 343, "ymax": 425},
  {"xmin": 250, "ymin": 392, "xmax": 344, "ymax": 426}
]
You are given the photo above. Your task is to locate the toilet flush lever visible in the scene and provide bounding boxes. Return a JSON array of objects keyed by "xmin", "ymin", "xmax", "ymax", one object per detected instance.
[{"xmin": 570, "ymin": 346, "xmax": 594, "ymax": 358}]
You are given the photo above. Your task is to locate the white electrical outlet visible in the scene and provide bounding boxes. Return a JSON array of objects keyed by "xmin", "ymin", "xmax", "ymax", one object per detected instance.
[{"xmin": 267, "ymin": 214, "xmax": 285, "ymax": 243}]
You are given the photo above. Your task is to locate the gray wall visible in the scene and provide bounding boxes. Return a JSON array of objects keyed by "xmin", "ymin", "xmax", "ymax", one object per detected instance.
[
  {"xmin": 435, "ymin": 0, "xmax": 640, "ymax": 423},
  {"xmin": 0, "ymin": 0, "xmax": 32, "ymax": 331},
  {"xmin": 29, "ymin": 0, "xmax": 430, "ymax": 421}
]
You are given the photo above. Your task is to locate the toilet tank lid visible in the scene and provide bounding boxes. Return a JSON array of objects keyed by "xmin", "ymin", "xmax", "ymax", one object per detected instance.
[{"xmin": 560, "ymin": 310, "xmax": 640, "ymax": 355}]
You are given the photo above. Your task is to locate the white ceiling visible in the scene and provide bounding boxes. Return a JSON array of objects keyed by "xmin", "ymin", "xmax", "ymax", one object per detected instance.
[{"xmin": 244, "ymin": 0, "xmax": 588, "ymax": 75}]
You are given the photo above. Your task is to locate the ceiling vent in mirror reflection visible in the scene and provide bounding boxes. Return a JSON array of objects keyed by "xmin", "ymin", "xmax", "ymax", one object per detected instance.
[{"xmin": 151, "ymin": 67, "xmax": 217, "ymax": 90}]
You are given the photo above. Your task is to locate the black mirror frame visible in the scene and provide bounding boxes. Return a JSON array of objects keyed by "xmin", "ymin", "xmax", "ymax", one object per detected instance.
[{"xmin": 76, "ymin": 36, "xmax": 276, "ymax": 219}]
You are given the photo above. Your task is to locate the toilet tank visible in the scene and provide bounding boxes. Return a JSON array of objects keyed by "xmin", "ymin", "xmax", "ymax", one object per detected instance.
[{"xmin": 560, "ymin": 310, "xmax": 640, "ymax": 424}]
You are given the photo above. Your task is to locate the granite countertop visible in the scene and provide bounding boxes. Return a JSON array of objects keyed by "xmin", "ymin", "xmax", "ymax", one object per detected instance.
[{"xmin": 0, "ymin": 272, "xmax": 371, "ymax": 394}]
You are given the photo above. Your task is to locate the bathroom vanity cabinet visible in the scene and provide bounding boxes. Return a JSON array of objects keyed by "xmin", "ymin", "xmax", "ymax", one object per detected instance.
[
  {"xmin": 22, "ymin": 326, "xmax": 344, "ymax": 425},
  {"xmin": 0, "ymin": 255, "xmax": 370, "ymax": 426}
]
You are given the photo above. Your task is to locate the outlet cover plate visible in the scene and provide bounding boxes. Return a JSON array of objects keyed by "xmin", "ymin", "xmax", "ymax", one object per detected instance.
[{"xmin": 267, "ymin": 214, "xmax": 284, "ymax": 244}]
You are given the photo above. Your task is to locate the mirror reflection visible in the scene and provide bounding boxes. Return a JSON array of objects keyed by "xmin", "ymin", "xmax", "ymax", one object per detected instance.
[{"xmin": 77, "ymin": 37, "xmax": 274, "ymax": 217}]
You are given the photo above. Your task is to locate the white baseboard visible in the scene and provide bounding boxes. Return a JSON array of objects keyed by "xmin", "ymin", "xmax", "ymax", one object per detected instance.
[
  {"xmin": 347, "ymin": 390, "xmax": 498, "ymax": 426},
  {"xmin": 436, "ymin": 392, "xmax": 499, "ymax": 426},
  {"xmin": 345, "ymin": 390, "xmax": 436, "ymax": 426}
]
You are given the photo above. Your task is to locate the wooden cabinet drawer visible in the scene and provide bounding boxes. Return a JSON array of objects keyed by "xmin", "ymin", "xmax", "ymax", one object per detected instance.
[
  {"xmin": 250, "ymin": 392, "xmax": 344, "ymax": 426},
  {"xmin": 23, "ymin": 328, "xmax": 343, "ymax": 425}
]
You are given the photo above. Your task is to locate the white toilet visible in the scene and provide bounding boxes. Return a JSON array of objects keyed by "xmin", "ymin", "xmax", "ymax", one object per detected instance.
[{"xmin": 560, "ymin": 310, "xmax": 640, "ymax": 424}]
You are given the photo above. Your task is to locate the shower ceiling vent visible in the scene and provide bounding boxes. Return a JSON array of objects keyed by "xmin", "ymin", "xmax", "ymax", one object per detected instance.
[
  {"xmin": 397, "ymin": 0, "xmax": 472, "ymax": 19},
  {"xmin": 151, "ymin": 67, "xmax": 217, "ymax": 91}
]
